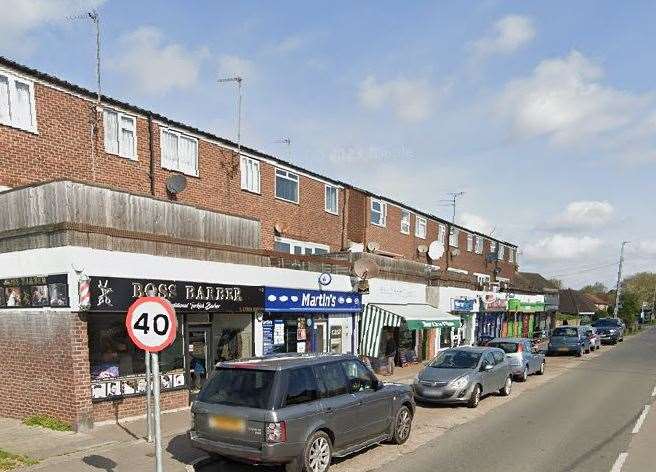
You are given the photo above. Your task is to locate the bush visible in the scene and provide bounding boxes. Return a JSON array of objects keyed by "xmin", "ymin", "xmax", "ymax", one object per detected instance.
[
  {"xmin": 0, "ymin": 449, "xmax": 38, "ymax": 470},
  {"xmin": 22, "ymin": 414, "xmax": 72, "ymax": 432}
]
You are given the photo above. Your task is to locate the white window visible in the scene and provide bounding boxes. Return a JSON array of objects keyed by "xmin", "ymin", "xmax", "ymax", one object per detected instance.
[
  {"xmin": 490, "ymin": 240, "xmax": 497, "ymax": 255},
  {"xmin": 475, "ymin": 273, "xmax": 491, "ymax": 285},
  {"xmin": 475, "ymin": 236, "xmax": 483, "ymax": 254},
  {"xmin": 160, "ymin": 128, "xmax": 198, "ymax": 176},
  {"xmin": 449, "ymin": 228, "xmax": 459, "ymax": 247},
  {"xmin": 103, "ymin": 109, "xmax": 137, "ymax": 160},
  {"xmin": 498, "ymin": 244, "xmax": 505, "ymax": 260},
  {"xmin": 275, "ymin": 168, "xmax": 299, "ymax": 203},
  {"xmin": 400, "ymin": 209, "xmax": 411, "ymax": 234},
  {"xmin": 466, "ymin": 233, "xmax": 474, "ymax": 252},
  {"xmin": 325, "ymin": 185, "xmax": 338, "ymax": 214},
  {"xmin": 438, "ymin": 224, "xmax": 446, "ymax": 243},
  {"xmin": 274, "ymin": 237, "xmax": 329, "ymax": 255},
  {"xmin": 370, "ymin": 199, "xmax": 387, "ymax": 226},
  {"xmin": 240, "ymin": 156, "xmax": 260, "ymax": 193},
  {"xmin": 415, "ymin": 216, "xmax": 427, "ymax": 239},
  {"xmin": 0, "ymin": 71, "xmax": 37, "ymax": 133},
  {"xmin": 510, "ymin": 248, "xmax": 516, "ymax": 263}
]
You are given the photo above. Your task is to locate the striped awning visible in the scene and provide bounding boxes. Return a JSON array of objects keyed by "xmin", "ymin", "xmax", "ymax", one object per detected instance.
[{"xmin": 359, "ymin": 304, "xmax": 403, "ymax": 358}]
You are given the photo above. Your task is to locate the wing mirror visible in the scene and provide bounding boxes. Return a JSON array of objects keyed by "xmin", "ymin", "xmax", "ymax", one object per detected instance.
[{"xmin": 481, "ymin": 363, "xmax": 494, "ymax": 372}]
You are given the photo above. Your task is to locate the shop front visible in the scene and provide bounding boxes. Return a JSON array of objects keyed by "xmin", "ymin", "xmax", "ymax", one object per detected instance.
[
  {"xmin": 86, "ymin": 276, "xmax": 264, "ymax": 403},
  {"xmin": 507, "ymin": 294, "xmax": 546, "ymax": 338},
  {"xmin": 451, "ymin": 296, "xmax": 478, "ymax": 346},
  {"xmin": 262, "ymin": 287, "xmax": 360, "ymax": 355},
  {"xmin": 476, "ymin": 292, "xmax": 508, "ymax": 341}
]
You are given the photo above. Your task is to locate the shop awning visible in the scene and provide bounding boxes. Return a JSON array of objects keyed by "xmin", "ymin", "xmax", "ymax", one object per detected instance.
[{"xmin": 359, "ymin": 303, "xmax": 461, "ymax": 357}]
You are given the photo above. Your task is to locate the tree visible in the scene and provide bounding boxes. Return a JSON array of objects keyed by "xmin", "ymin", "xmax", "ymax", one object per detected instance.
[
  {"xmin": 623, "ymin": 272, "xmax": 656, "ymax": 308},
  {"xmin": 618, "ymin": 290, "xmax": 640, "ymax": 330},
  {"xmin": 547, "ymin": 278, "xmax": 562, "ymax": 289},
  {"xmin": 581, "ymin": 282, "xmax": 608, "ymax": 294}
]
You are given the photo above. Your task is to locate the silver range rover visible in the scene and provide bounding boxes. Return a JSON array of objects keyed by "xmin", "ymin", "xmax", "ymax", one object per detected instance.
[{"xmin": 189, "ymin": 354, "xmax": 415, "ymax": 472}]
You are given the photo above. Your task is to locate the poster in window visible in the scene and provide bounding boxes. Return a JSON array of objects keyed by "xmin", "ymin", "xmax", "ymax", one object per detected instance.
[
  {"xmin": 30, "ymin": 285, "xmax": 49, "ymax": 307},
  {"xmin": 262, "ymin": 320, "xmax": 274, "ymax": 355},
  {"xmin": 161, "ymin": 375, "xmax": 172, "ymax": 389},
  {"xmin": 106, "ymin": 381, "xmax": 121, "ymax": 397},
  {"xmin": 297, "ymin": 318, "xmax": 307, "ymax": 341},
  {"xmin": 297, "ymin": 341, "xmax": 306, "ymax": 353},
  {"xmin": 137, "ymin": 378, "xmax": 148, "ymax": 393},
  {"xmin": 173, "ymin": 373, "xmax": 185, "ymax": 387},
  {"xmin": 91, "ymin": 383, "xmax": 107, "ymax": 399},
  {"xmin": 4, "ymin": 287, "xmax": 25, "ymax": 307},
  {"xmin": 122, "ymin": 379, "xmax": 137, "ymax": 395},
  {"xmin": 273, "ymin": 320, "xmax": 285, "ymax": 345},
  {"xmin": 48, "ymin": 283, "xmax": 68, "ymax": 307}
]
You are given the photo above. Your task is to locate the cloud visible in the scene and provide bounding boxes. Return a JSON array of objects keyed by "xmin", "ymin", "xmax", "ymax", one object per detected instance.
[
  {"xmin": 459, "ymin": 213, "xmax": 494, "ymax": 234},
  {"xmin": 109, "ymin": 26, "xmax": 209, "ymax": 95},
  {"xmin": 549, "ymin": 200, "xmax": 614, "ymax": 229},
  {"xmin": 358, "ymin": 76, "xmax": 440, "ymax": 122},
  {"xmin": 523, "ymin": 234, "xmax": 603, "ymax": 261},
  {"xmin": 635, "ymin": 240, "xmax": 656, "ymax": 256},
  {"xmin": 496, "ymin": 51, "xmax": 652, "ymax": 148},
  {"xmin": 0, "ymin": 0, "xmax": 107, "ymax": 53},
  {"xmin": 217, "ymin": 54, "xmax": 256, "ymax": 80},
  {"xmin": 273, "ymin": 35, "xmax": 304, "ymax": 54},
  {"xmin": 471, "ymin": 15, "xmax": 535, "ymax": 58}
]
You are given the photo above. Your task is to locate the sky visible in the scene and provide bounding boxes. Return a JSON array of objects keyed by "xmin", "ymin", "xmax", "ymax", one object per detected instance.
[{"xmin": 2, "ymin": 0, "xmax": 656, "ymax": 289}]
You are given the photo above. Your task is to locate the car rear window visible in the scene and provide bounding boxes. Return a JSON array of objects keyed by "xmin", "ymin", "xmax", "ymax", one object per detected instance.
[
  {"xmin": 552, "ymin": 327, "xmax": 578, "ymax": 337},
  {"xmin": 198, "ymin": 368, "xmax": 275, "ymax": 409},
  {"xmin": 488, "ymin": 342, "xmax": 520, "ymax": 353}
]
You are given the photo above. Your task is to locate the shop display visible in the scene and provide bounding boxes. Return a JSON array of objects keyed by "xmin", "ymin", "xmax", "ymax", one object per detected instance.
[{"xmin": 0, "ymin": 275, "xmax": 69, "ymax": 309}]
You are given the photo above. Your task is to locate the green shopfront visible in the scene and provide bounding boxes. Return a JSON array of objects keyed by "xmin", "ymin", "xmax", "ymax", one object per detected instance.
[{"xmin": 506, "ymin": 295, "xmax": 546, "ymax": 337}]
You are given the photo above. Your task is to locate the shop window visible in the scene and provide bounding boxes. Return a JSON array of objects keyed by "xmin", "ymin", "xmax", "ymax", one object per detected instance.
[
  {"xmin": 440, "ymin": 327, "xmax": 453, "ymax": 348},
  {"xmin": 283, "ymin": 367, "xmax": 320, "ymax": 406},
  {"xmin": 213, "ymin": 313, "xmax": 253, "ymax": 362}
]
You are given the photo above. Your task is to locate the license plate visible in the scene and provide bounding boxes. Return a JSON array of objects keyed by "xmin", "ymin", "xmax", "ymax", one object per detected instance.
[
  {"xmin": 558, "ymin": 347, "xmax": 569, "ymax": 352},
  {"xmin": 209, "ymin": 415, "xmax": 246, "ymax": 432}
]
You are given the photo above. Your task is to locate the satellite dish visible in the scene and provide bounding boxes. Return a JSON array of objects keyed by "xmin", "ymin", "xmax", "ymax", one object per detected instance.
[
  {"xmin": 353, "ymin": 259, "xmax": 380, "ymax": 280},
  {"xmin": 274, "ymin": 222, "xmax": 289, "ymax": 235},
  {"xmin": 417, "ymin": 245, "xmax": 428, "ymax": 254},
  {"xmin": 165, "ymin": 174, "xmax": 187, "ymax": 194},
  {"xmin": 451, "ymin": 248, "xmax": 461, "ymax": 257},
  {"xmin": 428, "ymin": 241, "xmax": 444, "ymax": 260},
  {"xmin": 366, "ymin": 241, "xmax": 380, "ymax": 252}
]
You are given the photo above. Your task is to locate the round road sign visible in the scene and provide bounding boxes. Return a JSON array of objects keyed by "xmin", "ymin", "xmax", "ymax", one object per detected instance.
[{"xmin": 125, "ymin": 297, "xmax": 177, "ymax": 352}]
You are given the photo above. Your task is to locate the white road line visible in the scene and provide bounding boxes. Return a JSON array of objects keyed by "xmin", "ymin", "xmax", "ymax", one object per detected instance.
[
  {"xmin": 611, "ymin": 452, "xmax": 628, "ymax": 472},
  {"xmin": 651, "ymin": 385, "xmax": 656, "ymax": 397},
  {"xmin": 632, "ymin": 405, "xmax": 650, "ymax": 434}
]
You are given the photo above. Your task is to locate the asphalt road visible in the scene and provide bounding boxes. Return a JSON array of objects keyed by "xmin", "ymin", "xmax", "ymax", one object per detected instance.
[{"xmin": 376, "ymin": 327, "xmax": 656, "ymax": 472}]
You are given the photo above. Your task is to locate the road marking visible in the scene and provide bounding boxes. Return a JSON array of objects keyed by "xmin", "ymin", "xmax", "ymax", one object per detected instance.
[
  {"xmin": 611, "ymin": 453, "xmax": 628, "ymax": 472},
  {"xmin": 632, "ymin": 405, "xmax": 650, "ymax": 434},
  {"xmin": 652, "ymin": 385, "xmax": 656, "ymax": 397}
]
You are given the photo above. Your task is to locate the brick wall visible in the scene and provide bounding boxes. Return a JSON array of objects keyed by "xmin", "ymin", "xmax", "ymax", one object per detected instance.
[{"xmin": 93, "ymin": 389, "xmax": 188, "ymax": 423}]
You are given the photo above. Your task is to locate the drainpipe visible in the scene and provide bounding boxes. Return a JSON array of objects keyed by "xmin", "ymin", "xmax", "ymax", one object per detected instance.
[
  {"xmin": 341, "ymin": 187, "xmax": 349, "ymax": 250},
  {"xmin": 148, "ymin": 113, "xmax": 156, "ymax": 196}
]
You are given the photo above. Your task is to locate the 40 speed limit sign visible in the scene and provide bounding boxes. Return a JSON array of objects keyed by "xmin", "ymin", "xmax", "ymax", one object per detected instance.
[{"xmin": 125, "ymin": 297, "xmax": 177, "ymax": 352}]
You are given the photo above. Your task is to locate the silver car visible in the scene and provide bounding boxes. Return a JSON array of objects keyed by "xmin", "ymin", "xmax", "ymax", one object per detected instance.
[
  {"xmin": 412, "ymin": 347, "xmax": 512, "ymax": 408},
  {"xmin": 189, "ymin": 354, "xmax": 415, "ymax": 472},
  {"xmin": 580, "ymin": 325, "xmax": 602, "ymax": 350},
  {"xmin": 488, "ymin": 338, "xmax": 546, "ymax": 381}
]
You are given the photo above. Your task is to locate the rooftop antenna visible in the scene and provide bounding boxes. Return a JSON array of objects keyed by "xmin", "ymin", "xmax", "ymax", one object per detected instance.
[
  {"xmin": 217, "ymin": 76, "xmax": 243, "ymax": 157},
  {"xmin": 275, "ymin": 137, "xmax": 292, "ymax": 161},
  {"xmin": 438, "ymin": 191, "xmax": 466, "ymax": 223},
  {"xmin": 67, "ymin": 9, "xmax": 101, "ymax": 182}
]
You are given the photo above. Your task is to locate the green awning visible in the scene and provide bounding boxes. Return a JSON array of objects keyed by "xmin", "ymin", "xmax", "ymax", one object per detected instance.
[
  {"xmin": 405, "ymin": 319, "xmax": 462, "ymax": 330},
  {"xmin": 371, "ymin": 303, "xmax": 462, "ymax": 331}
]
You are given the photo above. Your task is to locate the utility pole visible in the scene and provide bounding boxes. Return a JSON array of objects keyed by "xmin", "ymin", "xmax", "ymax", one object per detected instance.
[
  {"xmin": 439, "ymin": 192, "xmax": 465, "ymax": 223},
  {"xmin": 613, "ymin": 241, "xmax": 629, "ymax": 318},
  {"xmin": 217, "ymin": 76, "xmax": 243, "ymax": 157}
]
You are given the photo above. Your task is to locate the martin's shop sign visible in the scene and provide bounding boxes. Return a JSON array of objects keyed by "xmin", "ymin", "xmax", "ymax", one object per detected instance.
[
  {"xmin": 88, "ymin": 276, "xmax": 263, "ymax": 312},
  {"xmin": 265, "ymin": 287, "xmax": 362, "ymax": 313}
]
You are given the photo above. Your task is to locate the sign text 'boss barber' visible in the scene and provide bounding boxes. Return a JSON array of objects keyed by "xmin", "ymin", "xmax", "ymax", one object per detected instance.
[{"xmin": 126, "ymin": 297, "xmax": 177, "ymax": 352}]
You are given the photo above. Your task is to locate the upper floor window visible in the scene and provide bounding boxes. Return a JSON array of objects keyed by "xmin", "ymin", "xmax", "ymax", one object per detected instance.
[
  {"xmin": 438, "ymin": 224, "xmax": 446, "ymax": 243},
  {"xmin": 510, "ymin": 248, "xmax": 516, "ymax": 263},
  {"xmin": 240, "ymin": 156, "xmax": 260, "ymax": 193},
  {"xmin": 475, "ymin": 235, "xmax": 483, "ymax": 254},
  {"xmin": 161, "ymin": 128, "xmax": 198, "ymax": 176},
  {"xmin": 449, "ymin": 228, "xmax": 459, "ymax": 247},
  {"xmin": 274, "ymin": 237, "xmax": 329, "ymax": 255},
  {"xmin": 0, "ymin": 71, "xmax": 36, "ymax": 133},
  {"xmin": 400, "ymin": 209, "xmax": 411, "ymax": 234},
  {"xmin": 466, "ymin": 233, "xmax": 474, "ymax": 252},
  {"xmin": 498, "ymin": 244, "xmax": 505, "ymax": 260},
  {"xmin": 415, "ymin": 216, "xmax": 427, "ymax": 239},
  {"xmin": 325, "ymin": 184, "xmax": 338, "ymax": 214},
  {"xmin": 103, "ymin": 109, "xmax": 136, "ymax": 160},
  {"xmin": 370, "ymin": 199, "xmax": 386, "ymax": 227},
  {"xmin": 275, "ymin": 169, "xmax": 299, "ymax": 203},
  {"xmin": 490, "ymin": 240, "xmax": 497, "ymax": 255}
]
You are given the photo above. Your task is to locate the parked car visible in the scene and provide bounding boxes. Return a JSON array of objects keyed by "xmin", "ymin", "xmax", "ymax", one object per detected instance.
[
  {"xmin": 487, "ymin": 337, "xmax": 546, "ymax": 381},
  {"xmin": 547, "ymin": 326, "xmax": 591, "ymax": 357},
  {"xmin": 189, "ymin": 354, "xmax": 415, "ymax": 472},
  {"xmin": 477, "ymin": 334, "xmax": 495, "ymax": 346},
  {"xmin": 591, "ymin": 318, "xmax": 625, "ymax": 344},
  {"xmin": 580, "ymin": 325, "xmax": 602, "ymax": 351},
  {"xmin": 412, "ymin": 346, "xmax": 512, "ymax": 408}
]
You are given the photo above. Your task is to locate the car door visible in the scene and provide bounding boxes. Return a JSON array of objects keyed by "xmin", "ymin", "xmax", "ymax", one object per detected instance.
[
  {"xmin": 523, "ymin": 341, "xmax": 536, "ymax": 372},
  {"xmin": 314, "ymin": 362, "xmax": 362, "ymax": 450},
  {"xmin": 479, "ymin": 351, "xmax": 497, "ymax": 394},
  {"xmin": 340, "ymin": 359, "xmax": 391, "ymax": 441},
  {"xmin": 491, "ymin": 350, "xmax": 507, "ymax": 389}
]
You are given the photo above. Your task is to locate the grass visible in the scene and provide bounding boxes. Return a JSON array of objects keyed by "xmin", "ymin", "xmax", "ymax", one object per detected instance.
[
  {"xmin": 22, "ymin": 415, "xmax": 72, "ymax": 432},
  {"xmin": 0, "ymin": 449, "xmax": 38, "ymax": 471}
]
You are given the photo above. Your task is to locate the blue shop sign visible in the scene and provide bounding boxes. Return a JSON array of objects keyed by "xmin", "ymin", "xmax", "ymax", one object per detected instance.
[
  {"xmin": 452, "ymin": 298, "xmax": 476, "ymax": 312},
  {"xmin": 265, "ymin": 287, "xmax": 362, "ymax": 313}
]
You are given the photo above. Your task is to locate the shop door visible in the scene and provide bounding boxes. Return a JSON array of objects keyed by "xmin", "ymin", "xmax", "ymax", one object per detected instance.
[
  {"xmin": 188, "ymin": 327, "xmax": 211, "ymax": 394},
  {"xmin": 314, "ymin": 321, "xmax": 328, "ymax": 353}
]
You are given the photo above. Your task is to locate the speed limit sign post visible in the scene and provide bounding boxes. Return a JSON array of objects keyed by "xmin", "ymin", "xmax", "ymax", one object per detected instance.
[{"xmin": 126, "ymin": 297, "xmax": 177, "ymax": 472}]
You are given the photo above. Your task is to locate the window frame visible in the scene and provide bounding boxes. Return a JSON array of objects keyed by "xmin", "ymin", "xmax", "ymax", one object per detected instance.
[
  {"xmin": 274, "ymin": 236, "xmax": 329, "ymax": 255},
  {"xmin": 415, "ymin": 216, "xmax": 427, "ymax": 239},
  {"xmin": 370, "ymin": 198, "xmax": 387, "ymax": 227},
  {"xmin": 160, "ymin": 127, "xmax": 199, "ymax": 177},
  {"xmin": 466, "ymin": 233, "xmax": 474, "ymax": 252},
  {"xmin": 400, "ymin": 209, "xmax": 411, "ymax": 235},
  {"xmin": 475, "ymin": 236, "xmax": 483, "ymax": 254},
  {"xmin": 103, "ymin": 108, "xmax": 138, "ymax": 160},
  {"xmin": 438, "ymin": 224, "xmax": 446, "ymax": 243},
  {"xmin": 275, "ymin": 168, "xmax": 300, "ymax": 204},
  {"xmin": 0, "ymin": 70, "xmax": 38, "ymax": 134},
  {"xmin": 449, "ymin": 228, "xmax": 459, "ymax": 248},
  {"xmin": 324, "ymin": 184, "xmax": 339, "ymax": 215},
  {"xmin": 240, "ymin": 156, "xmax": 261, "ymax": 194},
  {"xmin": 490, "ymin": 240, "xmax": 497, "ymax": 255},
  {"xmin": 497, "ymin": 244, "xmax": 505, "ymax": 261}
]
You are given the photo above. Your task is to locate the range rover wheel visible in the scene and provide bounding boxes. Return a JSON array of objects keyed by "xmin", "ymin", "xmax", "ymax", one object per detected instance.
[
  {"xmin": 499, "ymin": 376, "xmax": 512, "ymax": 396},
  {"xmin": 304, "ymin": 431, "xmax": 332, "ymax": 472},
  {"xmin": 392, "ymin": 405, "xmax": 412, "ymax": 445},
  {"xmin": 468, "ymin": 385, "xmax": 481, "ymax": 408}
]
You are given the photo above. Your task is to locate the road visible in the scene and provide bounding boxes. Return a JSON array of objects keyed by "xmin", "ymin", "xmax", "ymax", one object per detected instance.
[{"xmin": 195, "ymin": 327, "xmax": 656, "ymax": 472}]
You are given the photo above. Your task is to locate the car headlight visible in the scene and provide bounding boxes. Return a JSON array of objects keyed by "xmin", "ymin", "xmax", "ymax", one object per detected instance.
[
  {"xmin": 449, "ymin": 376, "xmax": 470, "ymax": 390},
  {"xmin": 609, "ymin": 329, "xmax": 616, "ymax": 333}
]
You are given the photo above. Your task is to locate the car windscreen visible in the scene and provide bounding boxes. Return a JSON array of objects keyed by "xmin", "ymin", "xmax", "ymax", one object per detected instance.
[
  {"xmin": 488, "ymin": 342, "xmax": 520, "ymax": 353},
  {"xmin": 429, "ymin": 350, "xmax": 481, "ymax": 369},
  {"xmin": 592, "ymin": 319, "xmax": 618, "ymax": 327},
  {"xmin": 198, "ymin": 368, "xmax": 275, "ymax": 409},
  {"xmin": 552, "ymin": 327, "xmax": 578, "ymax": 337}
]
